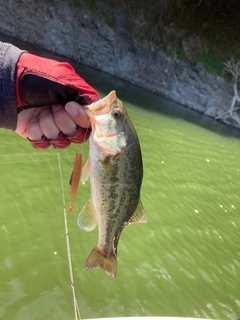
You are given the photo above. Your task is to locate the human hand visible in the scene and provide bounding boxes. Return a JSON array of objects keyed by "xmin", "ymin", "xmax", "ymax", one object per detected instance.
[
  {"xmin": 16, "ymin": 101, "xmax": 91, "ymax": 149},
  {"xmin": 15, "ymin": 52, "xmax": 100, "ymax": 149}
]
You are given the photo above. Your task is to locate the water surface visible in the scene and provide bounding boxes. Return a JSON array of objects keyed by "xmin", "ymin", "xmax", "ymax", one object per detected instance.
[{"xmin": 0, "ymin": 34, "xmax": 240, "ymax": 320}]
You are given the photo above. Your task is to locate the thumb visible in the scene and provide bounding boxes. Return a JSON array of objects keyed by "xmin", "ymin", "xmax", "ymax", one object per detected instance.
[{"xmin": 65, "ymin": 101, "xmax": 90, "ymax": 129}]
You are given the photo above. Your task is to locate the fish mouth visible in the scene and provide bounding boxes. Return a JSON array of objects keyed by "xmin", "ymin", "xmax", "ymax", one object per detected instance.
[{"xmin": 84, "ymin": 90, "xmax": 117, "ymax": 115}]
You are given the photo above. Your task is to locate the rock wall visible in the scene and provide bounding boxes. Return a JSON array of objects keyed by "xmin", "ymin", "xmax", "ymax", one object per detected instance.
[{"xmin": 0, "ymin": 0, "xmax": 234, "ymax": 125}]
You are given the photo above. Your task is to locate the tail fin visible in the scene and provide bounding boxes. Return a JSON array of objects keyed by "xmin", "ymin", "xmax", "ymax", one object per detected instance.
[{"xmin": 85, "ymin": 246, "xmax": 117, "ymax": 278}]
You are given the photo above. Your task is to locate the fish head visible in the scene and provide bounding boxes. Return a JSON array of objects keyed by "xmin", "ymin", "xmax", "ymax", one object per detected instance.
[
  {"xmin": 84, "ymin": 91, "xmax": 130, "ymax": 154},
  {"xmin": 84, "ymin": 90, "xmax": 127, "ymax": 127},
  {"xmin": 84, "ymin": 90, "xmax": 117, "ymax": 114}
]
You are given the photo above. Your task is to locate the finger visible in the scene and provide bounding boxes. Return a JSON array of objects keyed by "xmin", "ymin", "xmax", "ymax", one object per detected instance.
[
  {"xmin": 39, "ymin": 107, "xmax": 71, "ymax": 149},
  {"xmin": 48, "ymin": 132, "xmax": 71, "ymax": 149},
  {"xmin": 27, "ymin": 116, "xmax": 42, "ymax": 141},
  {"xmin": 39, "ymin": 107, "xmax": 59, "ymax": 139},
  {"xmin": 27, "ymin": 117, "xmax": 51, "ymax": 149},
  {"xmin": 65, "ymin": 101, "xmax": 90, "ymax": 129},
  {"xmin": 52, "ymin": 104, "xmax": 76, "ymax": 136},
  {"xmin": 67, "ymin": 126, "xmax": 91, "ymax": 144},
  {"xmin": 26, "ymin": 117, "xmax": 51, "ymax": 149},
  {"xmin": 60, "ymin": 102, "xmax": 91, "ymax": 144},
  {"xmin": 16, "ymin": 108, "xmax": 42, "ymax": 138},
  {"xmin": 28, "ymin": 136, "xmax": 51, "ymax": 149}
]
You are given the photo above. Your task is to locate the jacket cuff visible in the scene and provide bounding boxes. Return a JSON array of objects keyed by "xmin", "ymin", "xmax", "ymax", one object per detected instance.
[{"xmin": 0, "ymin": 42, "xmax": 25, "ymax": 130}]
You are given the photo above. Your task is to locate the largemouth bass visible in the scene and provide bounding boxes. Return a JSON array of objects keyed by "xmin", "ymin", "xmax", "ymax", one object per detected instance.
[{"xmin": 78, "ymin": 90, "xmax": 147, "ymax": 277}]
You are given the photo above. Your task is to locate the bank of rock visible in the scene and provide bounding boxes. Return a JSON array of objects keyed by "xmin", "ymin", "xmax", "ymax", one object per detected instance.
[{"xmin": 0, "ymin": 0, "xmax": 235, "ymax": 127}]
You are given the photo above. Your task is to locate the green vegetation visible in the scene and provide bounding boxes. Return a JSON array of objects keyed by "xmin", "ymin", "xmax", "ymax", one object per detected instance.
[
  {"xmin": 72, "ymin": 0, "xmax": 115, "ymax": 26},
  {"xmin": 193, "ymin": 52, "xmax": 225, "ymax": 77},
  {"xmin": 73, "ymin": 0, "xmax": 97, "ymax": 11},
  {"xmin": 102, "ymin": 11, "xmax": 115, "ymax": 27},
  {"xmin": 176, "ymin": 49, "xmax": 186, "ymax": 63},
  {"xmin": 119, "ymin": 0, "xmax": 240, "ymax": 76},
  {"xmin": 71, "ymin": 0, "xmax": 240, "ymax": 77}
]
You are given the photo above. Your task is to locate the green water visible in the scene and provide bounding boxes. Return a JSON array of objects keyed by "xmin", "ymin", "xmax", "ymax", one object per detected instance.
[{"xmin": 1, "ymin": 36, "xmax": 240, "ymax": 320}]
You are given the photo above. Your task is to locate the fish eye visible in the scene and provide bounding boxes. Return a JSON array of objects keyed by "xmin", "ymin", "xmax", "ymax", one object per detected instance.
[{"xmin": 112, "ymin": 109, "xmax": 122, "ymax": 118}]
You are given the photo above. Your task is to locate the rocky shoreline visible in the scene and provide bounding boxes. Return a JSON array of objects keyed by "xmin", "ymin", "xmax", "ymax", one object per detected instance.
[{"xmin": 0, "ymin": 0, "xmax": 237, "ymax": 128}]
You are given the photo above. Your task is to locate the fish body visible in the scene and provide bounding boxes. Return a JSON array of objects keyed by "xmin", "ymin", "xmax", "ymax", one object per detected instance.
[
  {"xmin": 67, "ymin": 153, "xmax": 82, "ymax": 214},
  {"xmin": 78, "ymin": 90, "xmax": 146, "ymax": 277}
]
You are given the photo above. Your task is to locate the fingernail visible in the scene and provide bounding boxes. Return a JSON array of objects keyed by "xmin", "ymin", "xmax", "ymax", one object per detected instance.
[
  {"xmin": 65, "ymin": 103, "xmax": 78, "ymax": 116},
  {"xmin": 52, "ymin": 105, "xmax": 62, "ymax": 112}
]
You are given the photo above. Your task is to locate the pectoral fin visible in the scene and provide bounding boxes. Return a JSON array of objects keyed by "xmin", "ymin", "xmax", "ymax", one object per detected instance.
[
  {"xmin": 81, "ymin": 158, "xmax": 90, "ymax": 184},
  {"xmin": 77, "ymin": 200, "xmax": 97, "ymax": 232},
  {"xmin": 129, "ymin": 200, "xmax": 147, "ymax": 223},
  {"xmin": 94, "ymin": 132, "xmax": 127, "ymax": 155}
]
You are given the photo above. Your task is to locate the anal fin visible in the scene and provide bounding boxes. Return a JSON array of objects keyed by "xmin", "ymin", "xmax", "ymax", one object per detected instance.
[{"xmin": 129, "ymin": 200, "xmax": 147, "ymax": 223}]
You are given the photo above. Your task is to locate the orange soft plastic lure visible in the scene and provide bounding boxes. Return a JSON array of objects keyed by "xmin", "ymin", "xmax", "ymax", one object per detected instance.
[{"xmin": 67, "ymin": 153, "xmax": 82, "ymax": 214}]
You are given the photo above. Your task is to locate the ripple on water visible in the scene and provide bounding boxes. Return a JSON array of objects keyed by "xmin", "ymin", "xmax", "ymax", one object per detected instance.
[{"xmin": 1, "ymin": 52, "xmax": 240, "ymax": 319}]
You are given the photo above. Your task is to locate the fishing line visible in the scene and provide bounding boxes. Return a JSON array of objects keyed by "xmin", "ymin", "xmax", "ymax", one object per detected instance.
[
  {"xmin": 0, "ymin": 152, "xmax": 69, "ymax": 157},
  {"xmin": 57, "ymin": 153, "xmax": 81, "ymax": 320},
  {"xmin": 0, "ymin": 157, "xmax": 59, "ymax": 165},
  {"xmin": 56, "ymin": 119, "xmax": 90, "ymax": 319},
  {"xmin": 79, "ymin": 119, "xmax": 91, "ymax": 157},
  {"xmin": 0, "ymin": 154, "xmax": 73, "ymax": 165}
]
